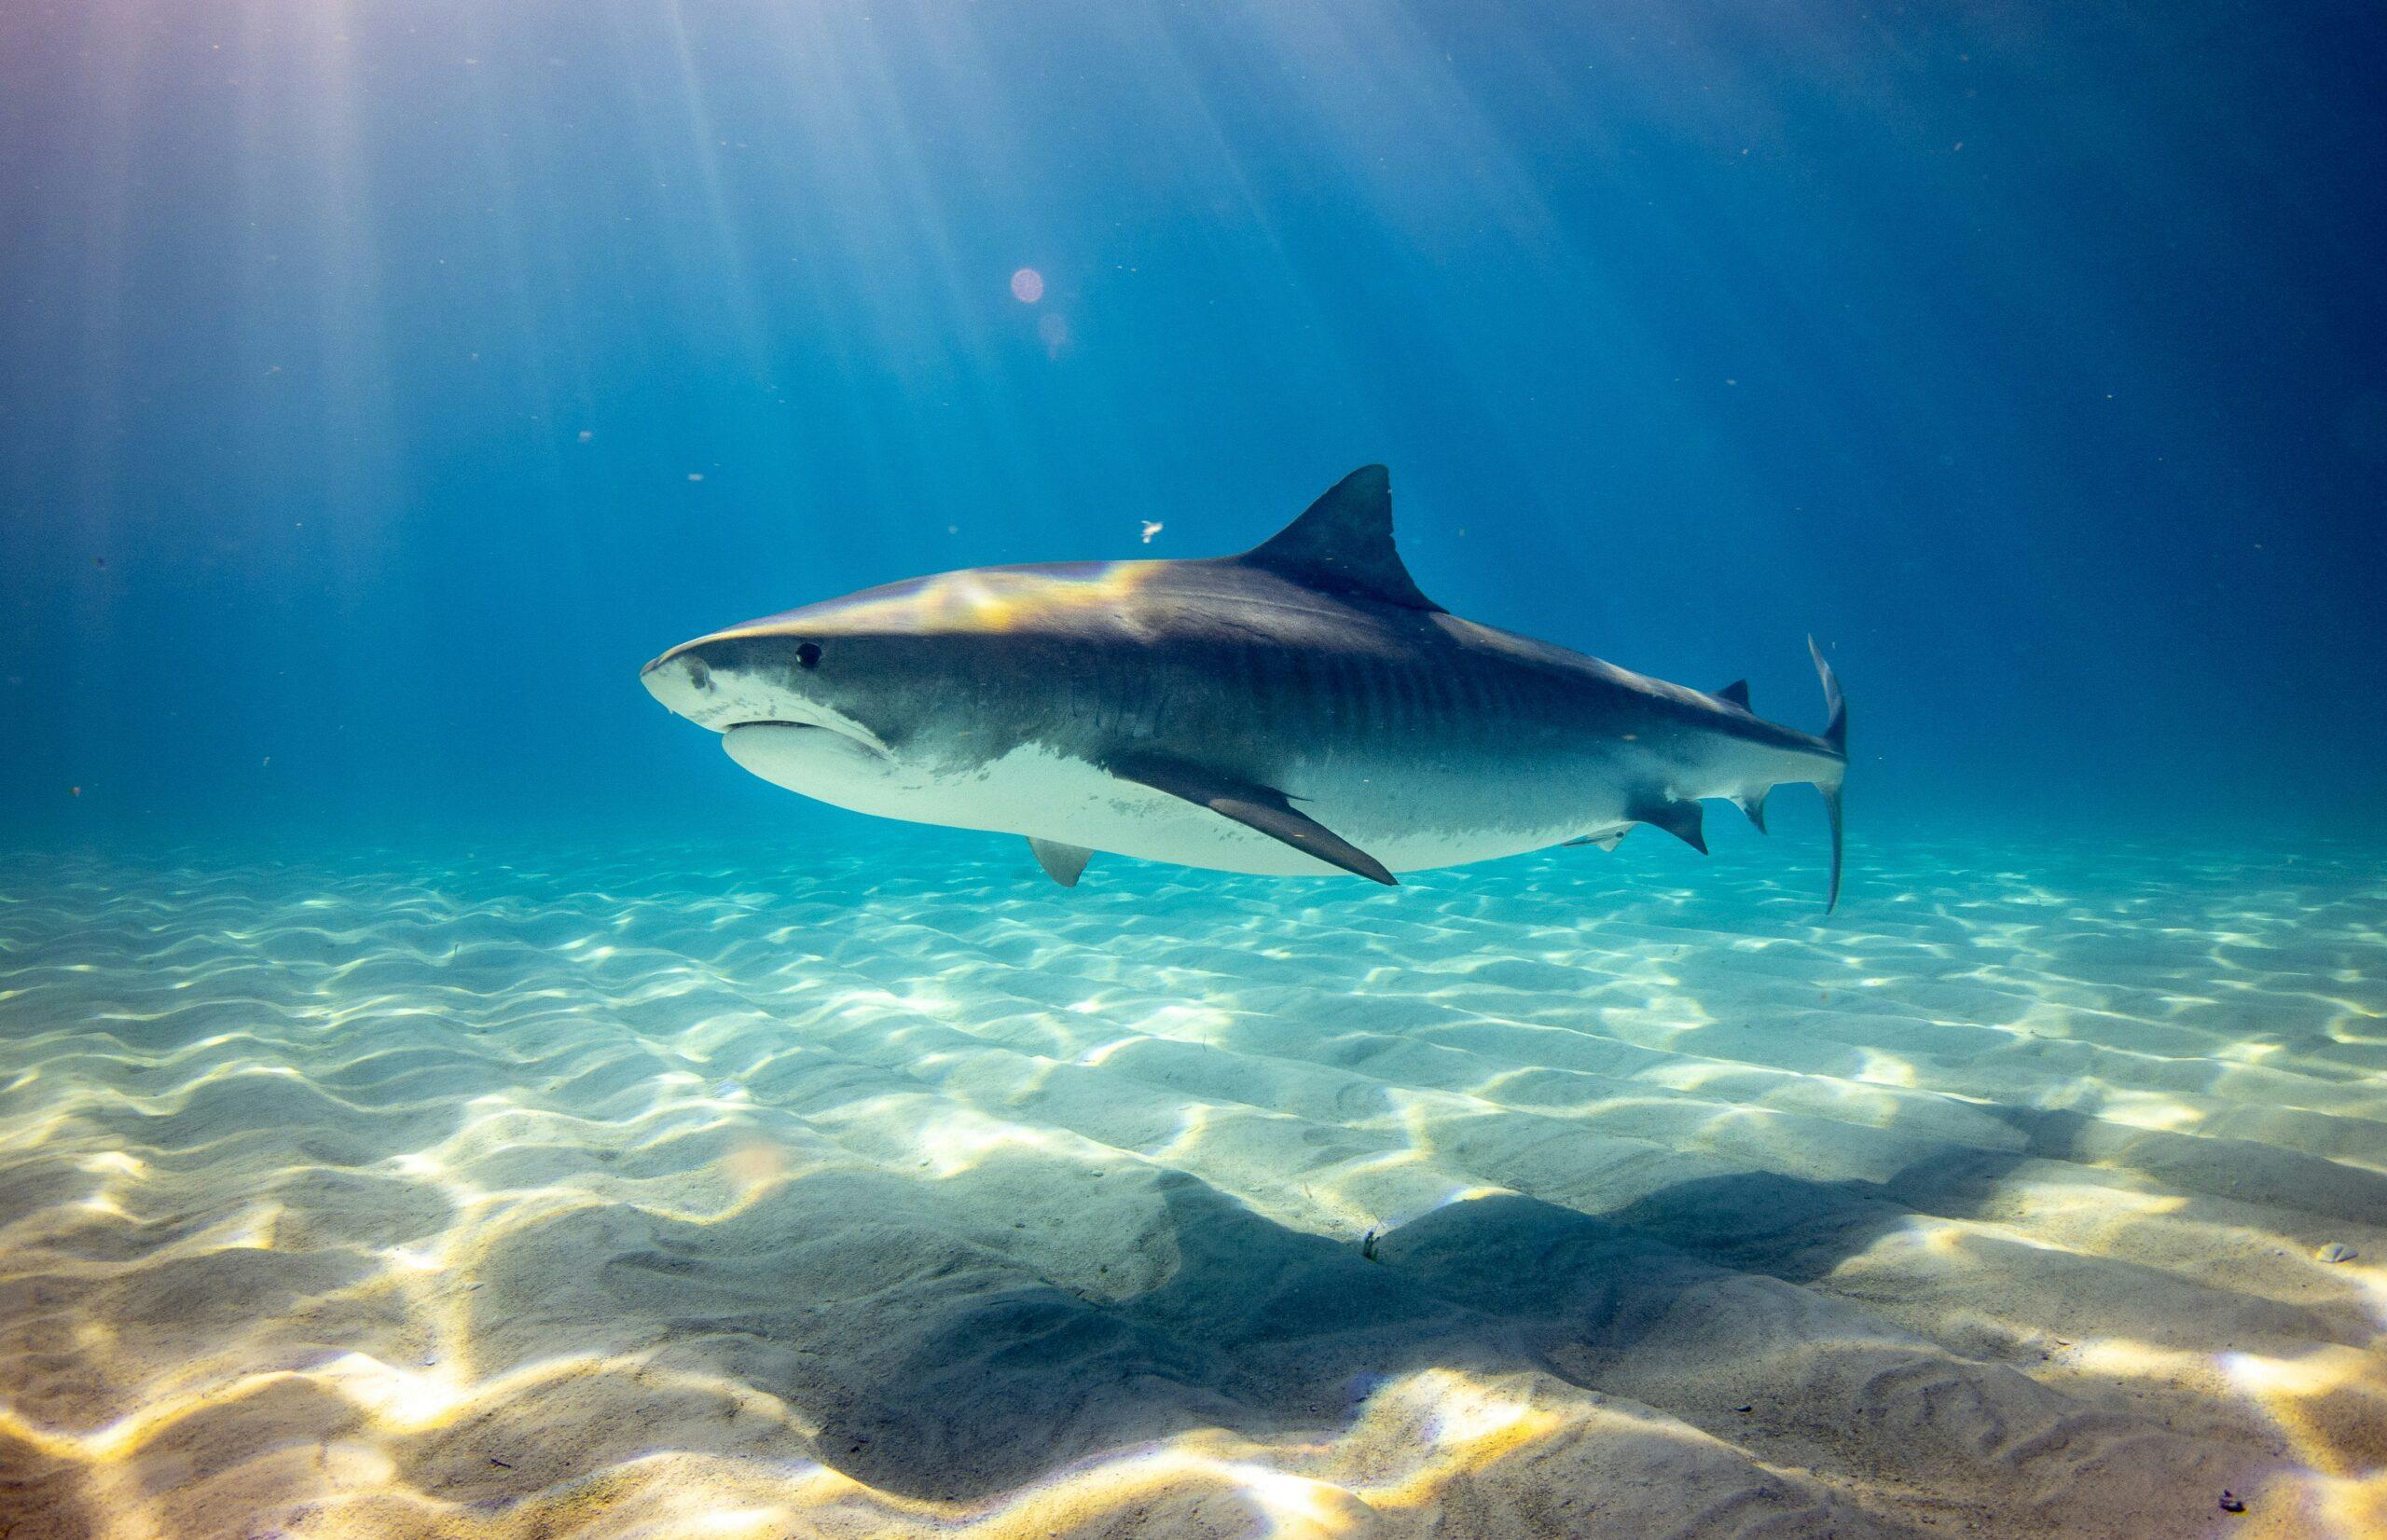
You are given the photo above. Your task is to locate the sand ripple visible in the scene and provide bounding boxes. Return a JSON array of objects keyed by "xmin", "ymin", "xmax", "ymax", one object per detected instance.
[{"xmin": 2, "ymin": 834, "xmax": 2383, "ymax": 1537}]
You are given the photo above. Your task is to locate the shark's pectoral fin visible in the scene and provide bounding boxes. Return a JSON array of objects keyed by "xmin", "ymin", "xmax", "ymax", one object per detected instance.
[
  {"xmin": 1027, "ymin": 837, "xmax": 1093, "ymax": 887},
  {"xmin": 1109, "ymin": 755, "xmax": 1397, "ymax": 885},
  {"xmin": 1630, "ymin": 794, "xmax": 1708, "ymax": 853}
]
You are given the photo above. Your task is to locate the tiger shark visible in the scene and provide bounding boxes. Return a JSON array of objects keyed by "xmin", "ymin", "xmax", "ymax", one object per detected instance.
[{"xmin": 642, "ymin": 466, "xmax": 1849, "ymax": 907}]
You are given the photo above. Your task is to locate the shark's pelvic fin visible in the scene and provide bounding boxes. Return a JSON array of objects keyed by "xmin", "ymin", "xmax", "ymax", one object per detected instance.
[
  {"xmin": 1631, "ymin": 794, "xmax": 1707, "ymax": 853},
  {"xmin": 1810, "ymin": 636, "xmax": 1847, "ymax": 912},
  {"xmin": 1732, "ymin": 788, "xmax": 1771, "ymax": 834},
  {"xmin": 1563, "ymin": 826, "xmax": 1630, "ymax": 852},
  {"xmin": 1028, "ymin": 837, "xmax": 1093, "ymax": 887},
  {"xmin": 1714, "ymin": 679, "xmax": 1751, "ymax": 710},
  {"xmin": 1237, "ymin": 464, "xmax": 1442, "ymax": 612},
  {"xmin": 1110, "ymin": 754, "xmax": 1398, "ymax": 884}
]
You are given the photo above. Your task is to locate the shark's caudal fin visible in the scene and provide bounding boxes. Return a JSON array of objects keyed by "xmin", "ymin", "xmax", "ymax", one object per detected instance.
[
  {"xmin": 1239, "ymin": 465, "xmax": 1442, "ymax": 612},
  {"xmin": 1809, "ymin": 637, "xmax": 1847, "ymax": 912}
]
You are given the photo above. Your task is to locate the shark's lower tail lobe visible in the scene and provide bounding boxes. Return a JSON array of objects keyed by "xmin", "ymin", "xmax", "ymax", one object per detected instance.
[{"xmin": 1809, "ymin": 638, "xmax": 1847, "ymax": 913}]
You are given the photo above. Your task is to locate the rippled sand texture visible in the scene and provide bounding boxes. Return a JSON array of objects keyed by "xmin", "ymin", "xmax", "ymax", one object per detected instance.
[{"xmin": 3, "ymin": 835, "xmax": 2383, "ymax": 1539}]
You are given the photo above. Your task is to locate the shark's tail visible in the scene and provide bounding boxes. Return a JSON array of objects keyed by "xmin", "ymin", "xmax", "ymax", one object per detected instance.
[{"xmin": 1808, "ymin": 637, "xmax": 1847, "ymax": 913}]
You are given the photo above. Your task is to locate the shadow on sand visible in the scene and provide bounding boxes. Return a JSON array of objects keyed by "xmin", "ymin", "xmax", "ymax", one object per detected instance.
[{"xmin": 464, "ymin": 1148, "xmax": 2032, "ymax": 1505}]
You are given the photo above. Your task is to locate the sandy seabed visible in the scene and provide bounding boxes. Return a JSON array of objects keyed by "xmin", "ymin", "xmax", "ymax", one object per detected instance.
[{"xmin": 1, "ymin": 830, "xmax": 2382, "ymax": 1540}]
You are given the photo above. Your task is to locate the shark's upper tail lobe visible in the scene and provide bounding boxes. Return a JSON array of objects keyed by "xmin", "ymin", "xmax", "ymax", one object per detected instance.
[{"xmin": 1809, "ymin": 637, "xmax": 1847, "ymax": 912}]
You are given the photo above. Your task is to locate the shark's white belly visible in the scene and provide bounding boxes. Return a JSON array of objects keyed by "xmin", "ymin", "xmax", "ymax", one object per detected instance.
[{"xmin": 723, "ymin": 729, "xmax": 1590, "ymax": 876}]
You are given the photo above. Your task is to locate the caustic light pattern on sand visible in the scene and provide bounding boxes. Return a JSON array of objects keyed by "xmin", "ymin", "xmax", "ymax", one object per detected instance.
[{"xmin": 1, "ymin": 841, "xmax": 2382, "ymax": 1537}]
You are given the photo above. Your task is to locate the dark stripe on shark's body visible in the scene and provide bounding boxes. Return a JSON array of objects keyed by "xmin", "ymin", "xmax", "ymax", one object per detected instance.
[{"xmin": 642, "ymin": 465, "xmax": 1851, "ymax": 911}]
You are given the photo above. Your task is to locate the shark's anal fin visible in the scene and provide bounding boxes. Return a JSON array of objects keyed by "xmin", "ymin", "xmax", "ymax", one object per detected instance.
[
  {"xmin": 1109, "ymin": 755, "xmax": 1397, "ymax": 885},
  {"xmin": 1630, "ymin": 794, "xmax": 1707, "ymax": 853},
  {"xmin": 1028, "ymin": 837, "xmax": 1093, "ymax": 887}
]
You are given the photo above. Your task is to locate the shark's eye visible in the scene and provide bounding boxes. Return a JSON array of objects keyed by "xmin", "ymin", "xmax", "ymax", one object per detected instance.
[{"xmin": 796, "ymin": 641, "xmax": 822, "ymax": 670}]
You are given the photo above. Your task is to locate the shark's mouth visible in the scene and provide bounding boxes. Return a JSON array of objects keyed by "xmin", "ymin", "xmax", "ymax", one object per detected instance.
[{"xmin": 722, "ymin": 718, "xmax": 893, "ymax": 760}]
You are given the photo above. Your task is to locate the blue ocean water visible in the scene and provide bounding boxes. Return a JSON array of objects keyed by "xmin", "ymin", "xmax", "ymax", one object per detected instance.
[
  {"xmin": 6, "ymin": 0, "xmax": 2384, "ymax": 849},
  {"xmin": 4, "ymin": 5, "xmax": 2386, "ymax": 1538}
]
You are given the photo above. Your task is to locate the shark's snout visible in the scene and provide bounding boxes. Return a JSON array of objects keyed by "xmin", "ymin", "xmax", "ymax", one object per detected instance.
[{"xmin": 640, "ymin": 648, "xmax": 716, "ymax": 722}]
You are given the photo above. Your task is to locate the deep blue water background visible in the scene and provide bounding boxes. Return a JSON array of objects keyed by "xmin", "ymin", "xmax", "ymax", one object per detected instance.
[{"xmin": 5, "ymin": 0, "xmax": 2384, "ymax": 858}]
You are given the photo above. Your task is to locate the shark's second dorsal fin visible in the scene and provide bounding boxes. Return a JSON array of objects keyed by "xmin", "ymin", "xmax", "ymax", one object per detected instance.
[{"xmin": 1238, "ymin": 465, "xmax": 1441, "ymax": 612}]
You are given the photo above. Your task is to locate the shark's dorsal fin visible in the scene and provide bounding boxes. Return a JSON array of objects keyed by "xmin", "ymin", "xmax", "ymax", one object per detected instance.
[
  {"xmin": 1715, "ymin": 679, "xmax": 1751, "ymax": 710},
  {"xmin": 1238, "ymin": 465, "xmax": 1441, "ymax": 612}
]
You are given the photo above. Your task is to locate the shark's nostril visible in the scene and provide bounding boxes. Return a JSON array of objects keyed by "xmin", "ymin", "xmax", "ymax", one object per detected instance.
[{"xmin": 686, "ymin": 656, "xmax": 712, "ymax": 691}]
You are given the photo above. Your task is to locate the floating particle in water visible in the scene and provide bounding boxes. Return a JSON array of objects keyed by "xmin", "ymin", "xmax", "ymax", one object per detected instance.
[
  {"xmin": 577, "ymin": 429, "xmax": 594, "ymax": 443},
  {"xmin": 92, "ymin": 556, "xmax": 106, "ymax": 569},
  {"xmin": 687, "ymin": 473, "xmax": 705, "ymax": 482},
  {"xmin": 70, "ymin": 786, "xmax": 81, "ymax": 797},
  {"xmin": 1140, "ymin": 521, "xmax": 1164, "ymax": 544},
  {"xmin": 1011, "ymin": 267, "xmax": 1044, "ymax": 303},
  {"xmin": 1038, "ymin": 312, "xmax": 1069, "ymax": 351}
]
